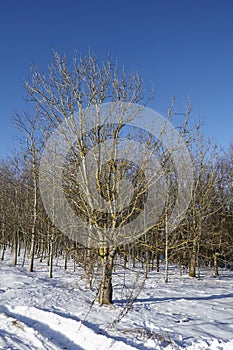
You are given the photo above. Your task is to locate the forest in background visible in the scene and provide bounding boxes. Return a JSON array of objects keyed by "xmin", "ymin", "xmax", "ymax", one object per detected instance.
[{"xmin": 0, "ymin": 51, "xmax": 232, "ymax": 305}]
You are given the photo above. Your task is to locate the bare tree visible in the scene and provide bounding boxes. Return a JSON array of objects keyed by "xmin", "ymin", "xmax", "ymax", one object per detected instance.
[
  {"xmin": 24, "ymin": 51, "xmax": 156, "ymax": 305},
  {"xmin": 14, "ymin": 113, "xmax": 41, "ymax": 272}
]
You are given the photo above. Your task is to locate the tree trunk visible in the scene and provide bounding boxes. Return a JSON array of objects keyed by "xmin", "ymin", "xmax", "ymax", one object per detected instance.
[
  {"xmin": 189, "ymin": 251, "xmax": 196, "ymax": 277},
  {"xmin": 13, "ymin": 231, "xmax": 18, "ymax": 266},
  {"xmin": 1, "ymin": 212, "xmax": 5, "ymax": 261},
  {"xmin": 213, "ymin": 253, "xmax": 219, "ymax": 276},
  {"xmin": 164, "ymin": 213, "xmax": 169, "ymax": 283},
  {"xmin": 1, "ymin": 245, "xmax": 6, "ymax": 261},
  {"xmin": 49, "ymin": 241, "xmax": 53, "ymax": 278},
  {"xmin": 182, "ymin": 250, "xmax": 189, "ymax": 269},
  {"xmin": 64, "ymin": 251, "xmax": 68, "ymax": 270},
  {"xmin": 189, "ymin": 237, "xmax": 198, "ymax": 277},
  {"xmin": 49, "ymin": 226, "xmax": 55, "ymax": 278},
  {"xmin": 29, "ymin": 233, "xmax": 35, "ymax": 272},
  {"xmin": 98, "ymin": 247, "xmax": 116, "ymax": 306},
  {"xmin": 156, "ymin": 249, "xmax": 160, "ymax": 272},
  {"xmin": 21, "ymin": 240, "xmax": 27, "ymax": 267}
]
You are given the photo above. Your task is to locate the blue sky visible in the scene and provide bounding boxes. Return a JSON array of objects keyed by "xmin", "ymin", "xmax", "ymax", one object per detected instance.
[{"xmin": 0, "ymin": 0, "xmax": 233, "ymax": 156}]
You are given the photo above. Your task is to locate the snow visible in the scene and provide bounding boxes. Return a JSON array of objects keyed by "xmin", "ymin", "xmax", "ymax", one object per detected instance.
[{"xmin": 0, "ymin": 252, "xmax": 233, "ymax": 349}]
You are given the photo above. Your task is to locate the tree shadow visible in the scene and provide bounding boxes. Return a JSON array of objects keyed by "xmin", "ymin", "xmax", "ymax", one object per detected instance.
[
  {"xmin": 0, "ymin": 306, "xmax": 84, "ymax": 350},
  {"xmin": 113, "ymin": 292, "xmax": 233, "ymax": 305},
  {"xmin": 0, "ymin": 328, "xmax": 30, "ymax": 349},
  {"xmin": 39, "ymin": 307, "xmax": 158, "ymax": 350}
]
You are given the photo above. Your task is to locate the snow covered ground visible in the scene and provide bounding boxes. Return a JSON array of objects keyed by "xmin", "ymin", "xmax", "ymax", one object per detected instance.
[{"xmin": 0, "ymin": 252, "xmax": 233, "ymax": 350}]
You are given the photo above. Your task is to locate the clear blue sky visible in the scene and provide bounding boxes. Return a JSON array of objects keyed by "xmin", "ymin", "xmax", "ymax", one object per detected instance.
[{"xmin": 0, "ymin": 0, "xmax": 232, "ymax": 156}]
